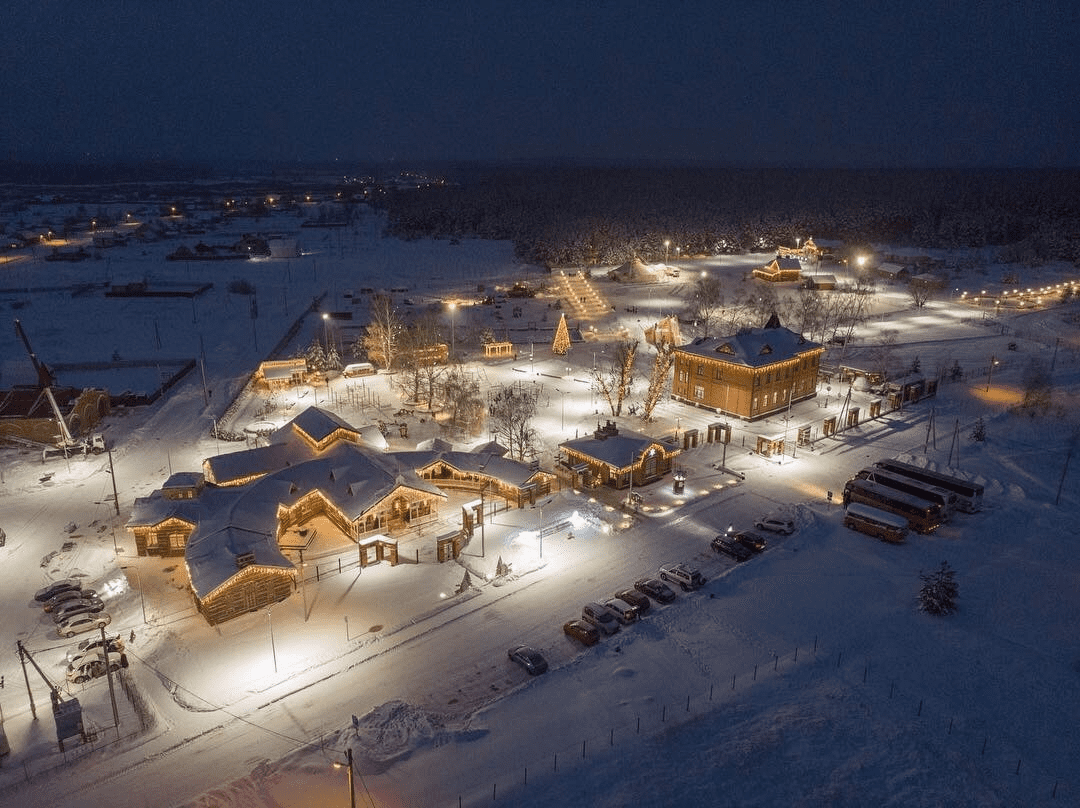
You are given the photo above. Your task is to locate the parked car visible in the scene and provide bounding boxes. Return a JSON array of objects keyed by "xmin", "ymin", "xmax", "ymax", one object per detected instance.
[
  {"xmin": 581, "ymin": 602, "xmax": 620, "ymax": 635},
  {"xmin": 66, "ymin": 651, "xmax": 126, "ymax": 684},
  {"xmin": 44, "ymin": 588, "xmax": 96, "ymax": 612},
  {"xmin": 507, "ymin": 645, "xmax": 548, "ymax": 675},
  {"xmin": 563, "ymin": 619, "xmax": 600, "ymax": 646},
  {"xmin": 614, "ymin": 588, "xmax": 651, "ymax": 614},
  {"xmin": 712, "ymin": 536, "xmax": 752, "ymax": 561},
  {"xmin": 634, "ymin": 577, "xmax": 676, "ymax": 604},
  {"xmin": 755, "ymin": 516, "xmax": 795, "ymax": 535},
  {"xmin": 603, "ymin": 597, "xmax": 639, "ymax": 625},
  {"xmin": 734, "ymin": 530, "xmax": 768, "ymax": 553},
  {"xmin": 658, "ymin": 563, "xmax": 705, "ymax": 591},
  {"xmin": 34, "ymin": 579, "xmax": 81, "ymax": 603},
  {"xmin": 56, "ymin": 612, "xmax": 111, "ymax": 638},
  {"xmin": 52, "ymin": 597, "xmax": 106, "ymax": 623},
  {"xmin": 68, "ymin": 634, "xmax": 125, "ymax": 662}
]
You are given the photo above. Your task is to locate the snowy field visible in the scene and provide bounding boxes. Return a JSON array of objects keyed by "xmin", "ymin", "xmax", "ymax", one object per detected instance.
[{"xmin": 1, "ymin": 203, "xmax": 1079, "ymax": 807}]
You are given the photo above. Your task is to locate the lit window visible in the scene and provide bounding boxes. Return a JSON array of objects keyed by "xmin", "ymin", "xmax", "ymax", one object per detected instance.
[{"xmin": 694, "ymin": 385, "xmax": 705, "ymax": 400}]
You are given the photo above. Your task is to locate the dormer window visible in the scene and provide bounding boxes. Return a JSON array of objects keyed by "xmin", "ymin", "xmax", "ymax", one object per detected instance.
[
  {"xmin": 759, "ymin": 344, "xmax": 773, "ymax": 355},
  {"xmin": 715, "ymin": 343, "xmax": 735, "ymax": 354}
]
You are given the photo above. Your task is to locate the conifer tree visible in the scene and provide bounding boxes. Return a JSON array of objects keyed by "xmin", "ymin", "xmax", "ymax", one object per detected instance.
[
  {"xmin": 552, "ymin": 313, "xmax": 570, "ymax": 355},
  {"xmin": 919, "ymin": 561, "xmax": 958, "ymax": 615}
]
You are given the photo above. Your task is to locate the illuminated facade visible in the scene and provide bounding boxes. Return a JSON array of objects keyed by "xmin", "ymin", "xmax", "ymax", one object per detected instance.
[
  {"xmin": 127, "ymin": 406, "xmax": 554, "ymax": 624},
  {"xmin": 560, "ymin": 421, "xmax": 680, "ymax": 490},
  {"xmin": 671, "ymin": 314, "xmax": 823, "ymax": 421}
]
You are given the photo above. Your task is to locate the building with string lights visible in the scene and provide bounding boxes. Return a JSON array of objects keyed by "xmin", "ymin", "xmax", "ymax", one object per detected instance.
[
  {"xmin": 671, "ymin": 314, "xmax": 823, "ymax": 421},
  {"xmin": 127, "ymin": 407, "xmax": 554, "ymax": 624}
]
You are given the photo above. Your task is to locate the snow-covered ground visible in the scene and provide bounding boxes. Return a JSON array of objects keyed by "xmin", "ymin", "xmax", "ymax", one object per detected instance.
[{"xmin": 1, "ymin": 204, "xmax": 1078, "ymax": 807}]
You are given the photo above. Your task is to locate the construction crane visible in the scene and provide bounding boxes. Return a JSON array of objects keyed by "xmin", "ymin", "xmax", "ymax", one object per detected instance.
[
  {"xmin": 11, "ymin": 319, "xmax": 107, "ymax": 459},
  {"xmin": 14, "ymin": 318, "xmax": 56, "ymax": 388},
  {"xmin": 40, "ymin": 386, "xmax": 105, "ymax": 460}
]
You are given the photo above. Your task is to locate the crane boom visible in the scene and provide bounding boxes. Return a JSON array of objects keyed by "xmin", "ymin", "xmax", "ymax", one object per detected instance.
[
  {"xmin": 43, "ymin": 387, "xmax": 76, "ymax": 446},
  {"xmin": 14, "ymin": 318, "xmax": 56, "ymax": 388}
]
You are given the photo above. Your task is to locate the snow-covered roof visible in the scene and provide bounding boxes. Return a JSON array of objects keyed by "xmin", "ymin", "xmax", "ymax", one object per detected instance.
[
  {"xmin": 560, "ymin": 428, "xmax": 673, "ymax": 468},
  {"xmin": 186, "ymin": 525, "xmax": 292, "ymax": 599},
  {"xmin": 126, "ymin": 490, "xmax": 201, "ymax": 528},
  {"xmin": 471, "ymin": 439, "xmax": 508, "ymax": 456},
  {"xmin": 273, "ymin": 406, "xmax": 360, "ymax": 446},
  {"xmin": 771, "ymin": 257, "xmax": 801, "ymax": 270},
  {"xmin": 203, "ymin": 442, "xmax": 303, "ymax": 486},
  {"xmin": 677, "ymin": 317, "xmax": 821, "ymax": 368}
]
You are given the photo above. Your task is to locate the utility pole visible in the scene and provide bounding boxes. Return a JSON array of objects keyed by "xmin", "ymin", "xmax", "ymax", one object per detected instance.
[
  {"xmin": 101, "ymin": 625, "xmax": 119, "ymax": 728},
  {"xmin": 107, "ymin": 447, "xmax": 120, "ymax": 516}
]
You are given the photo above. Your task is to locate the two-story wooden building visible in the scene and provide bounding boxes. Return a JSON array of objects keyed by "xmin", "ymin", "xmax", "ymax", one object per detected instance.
[{"xmin": 671, "ymin": 314, "xmax": 823, "ymax": 421}]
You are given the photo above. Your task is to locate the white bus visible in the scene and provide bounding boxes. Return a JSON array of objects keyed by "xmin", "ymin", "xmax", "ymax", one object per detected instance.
[
  {"xmin": 342, "ymin": 362, "xmax": 376, "ymax": 378},
  {"xmin": 842, "ymin": 478, "xmax": 945, "ymax": 534},
  {"xmin": 844, "ymin": 502, "xmax": 909, "ymax": 543},
  {"xmin": 872, "ymin": 458, "xmax": 983, "ymax": 513},
  {"xmin": 854, "ymin": 468, "xmax": 956, "ymax": 518}
]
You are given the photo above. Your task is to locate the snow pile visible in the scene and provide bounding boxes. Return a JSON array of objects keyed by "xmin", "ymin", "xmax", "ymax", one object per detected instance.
[{"xmin": 349, "ymin": 699, "xmax": 485, "ymax": 771}]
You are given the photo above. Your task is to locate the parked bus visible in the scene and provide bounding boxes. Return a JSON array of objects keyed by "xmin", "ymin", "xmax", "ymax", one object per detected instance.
[
  {"xmin": 853, "ymin": 468, "xmax": 956, "ymax": 518},
  {"xmin": 842, "ymin": 478, "xmax": 945, "ymax": 534},
  {"xmin": 872, "ymin": 458, "xmax": 983, "ymax": 513},
  {"xmin": 844, "ymin": 502, "xmax": 909, "ymax": 543}
]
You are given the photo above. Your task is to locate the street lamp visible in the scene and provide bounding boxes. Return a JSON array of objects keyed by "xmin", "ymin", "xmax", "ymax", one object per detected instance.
[
  {"xmin": 334, "ymin": 747, "xmax": 357, "ymax": 808},
  {"xmin": 267, "ymin": 609, "xmax": 278, "ymax": 673},
  {"xmin": 322, "ymin": 312, "xmax": 330, "ymax": 350},
  {"xmin": 986, "ymin": 355, "xmax": 999, "ymax": 392},
  {"xmin": 664, "ymin": 239, "xmax": 670, "ymax": 265},
  {"xmin": 448, "ymin": 302, "xmax": 456, "ymax": 356},
  {"xmin": 122, "ymin": 565, "xmax": 147, "ymax": 624}
]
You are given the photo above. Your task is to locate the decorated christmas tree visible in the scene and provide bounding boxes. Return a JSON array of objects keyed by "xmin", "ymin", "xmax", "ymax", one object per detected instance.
[{"xmin": 552, "ymin": 313, "xmax": 570, "ymax": 355}]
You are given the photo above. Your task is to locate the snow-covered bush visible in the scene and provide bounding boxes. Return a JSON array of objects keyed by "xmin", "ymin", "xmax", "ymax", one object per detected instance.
[{"xmin": 919, "ymin": 561, "xmax": 958, "ymax": 615}]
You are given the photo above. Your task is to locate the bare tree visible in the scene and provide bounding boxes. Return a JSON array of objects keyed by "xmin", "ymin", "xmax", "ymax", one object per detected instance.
[
  {"xmin": 1020, "ymin": 357, "xmax": 1053, "ymax": 412},
  {"xmin": 640, "ymin": 339, "xmax": 675, "ymax": 421},
  {"xmin": 791, "ymin": 287, "xmax": 825, "ymax": 339},
  {"xmin": 488, "ymin": 383, "xmax": 540, "ymax": 461},
  {"xmin": 395, "ymin": 313, "xmax": 444, "ymax": 406},
  {"xmin": 361, "ymin": 294, "xmax": 402, "ymax": 369},
  {"xmin": 592, "ymin": 339, "xmax": 638, "ymax": 416},
  {"xmin": 691, "ymin": 275, "xmax": 724, "ymax": 337},
  {"xmin": 440, "ymin": 365, "xmax": 485, "ymax": 435},
  {"xmin": 908, "ymin": 281, "xmax": 933, "ymax": 309},
  {"xmin": 868, "ymin": 329, "xmax": 898, "ymax": 381}
]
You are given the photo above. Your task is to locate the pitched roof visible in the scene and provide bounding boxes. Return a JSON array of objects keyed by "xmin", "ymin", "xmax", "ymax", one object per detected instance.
[
  {"xmin": 676, "ymin": 317, "xmax": 821, "ymax": 368},
  {"xmin": 560, "ymin": 428, "xmax": 673, "ymax": 468}
]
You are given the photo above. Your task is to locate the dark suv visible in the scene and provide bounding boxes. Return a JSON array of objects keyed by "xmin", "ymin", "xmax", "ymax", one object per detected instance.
[{"xmin": 712, "ymin": 535, "xmax": 752, "ymax": 561}]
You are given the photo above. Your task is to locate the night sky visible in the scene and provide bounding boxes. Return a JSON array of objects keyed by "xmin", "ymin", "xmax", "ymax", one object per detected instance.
[{"xmin": 4, "ymin": 1, "xmax": 1077, "ymax": 168}]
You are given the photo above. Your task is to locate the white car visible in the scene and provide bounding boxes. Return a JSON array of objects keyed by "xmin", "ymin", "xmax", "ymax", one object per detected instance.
[
  {"xmin": 581, "ymin": 602, "xmax": 620, "ymax": 635},
  {"xmin": 755, "ymin": 516, "xmax": 796, "ymax": 535},
  {"xmin": 603, "ymin": 598, "xmax": 639, "ymax": 625},
  {"xmin": 658, "ymin": 563, "xmax": 705, "ymax": 591},
  {"xmin": 66, "ymin": 651, "xmax": 125, "ymax": 684},
  {"xmin": 56, "ymin": 611, "xmax": 111, "ymax": 638}
]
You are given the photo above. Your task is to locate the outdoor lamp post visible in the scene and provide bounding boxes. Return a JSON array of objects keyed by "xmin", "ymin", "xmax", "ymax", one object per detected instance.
[
  {"xmin": 986, "ymin": 355, "xmax": 999, "ymax": 392},
  {"xmin": 334, "ymin": 747, "xmax": 357, "ymax": 808},
  {"xmin": 322, "ymin": 312, "xmax": 330, "ymax": 349},
  {"xmin": 122, "ymin": 565, "xmax": 147, "ymax": 624},
  {"xmin": 448, "ymin": 302, "xmax": 456, "ymax": 356},
  {"xmin": 267, "ymin": 609, "xmax": 278, "ymax": 674},
  {"xmin": 664, "ymin": 239, "xmax": 670, "ymax": 265}
]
